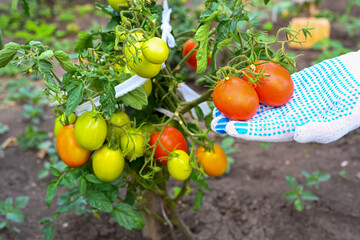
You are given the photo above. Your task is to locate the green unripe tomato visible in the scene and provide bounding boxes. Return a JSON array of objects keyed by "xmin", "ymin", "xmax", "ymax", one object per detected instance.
[
  {"xmin": 74, "ymin": 112, "xmax": 107, "ymax": 151},
  {"xmin": 142, "ymin": 37, "xmax": 169, "ymax": 64},
  {"xmin": 107, "ymin": 110, "xmax": 131, "ymax": 139},
  {"xmin": 108, "ymin": 0, "xmax": 128, "ymax": 11},
  {"xmin": 120, "ymin": 128, "xmax": 145, "ymax": 159},
  {"xmin": 124, "ymin": 33, "xmax": 162, "ymax": 78},
  {"xmin": 167, "ymin": 150, "xmax": 192, "ymax": 181},
  {"xmin": 92, "ymin": 145, "xmax": 125, "ymax": 182},
  {"xmin": 54, "ymin": 113, "xmax": 77, "ymax": 137},
  {"xmin": 143, "ymin": 79, "xmax": 152, "ymax": 97}
]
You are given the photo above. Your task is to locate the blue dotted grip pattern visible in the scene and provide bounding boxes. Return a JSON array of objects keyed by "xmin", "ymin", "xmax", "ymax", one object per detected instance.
[{"xmin": 211, "ymin": 57, "xmax": 360, "ymax": 142}]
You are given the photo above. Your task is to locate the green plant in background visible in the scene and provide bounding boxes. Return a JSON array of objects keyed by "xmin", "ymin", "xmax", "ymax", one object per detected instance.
[
  {"xmin": 339, "ymin": 170, "xmax": 348, "ymax": 179},
  {"xmin": 21, "ymin": 104, "xmax": 46, "ymax": 124},
  {"xmin": 301, "ymin": 170, "xmax": 331, "ymax": 188},
  {"xmin": 0, "ymin": 123, "xmax": 9, "ymax": 135},
  {"xmin": 259, "ymin": 142, "xmax": 271, "ymax": 149},
  {"xmin": 16, "ymin": 125, "xmax": 49, "ymax": 150},
  {"xmin": 0, "ymin": 196, "xmax": 29, "ymax": 234},
  {"xmin": 218, "ymin": 137, "xmax": 238, "ymax": 173},
  {"xmin": 284, "ymin": 171, "xmax": 331, "ymax": 212},
  {"xmin": 38, "ymin": 140, "xmax": 67, "ymax": 179},
  {"xmin": 284, "ymin": 174, "xmax": 319, "ymax": 212},
  {"xmin": 312, "ymin": 38, "xmax": 352, "ymax": 64}
]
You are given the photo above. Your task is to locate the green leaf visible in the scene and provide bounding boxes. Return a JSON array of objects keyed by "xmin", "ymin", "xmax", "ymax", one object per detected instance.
[
  {"xmin": 221, "ymin": 137, "xmax": 235, "ymax": 148},
  {"xmin": 100, "ymin": 82, "xmax": 116, "ymax": 118},
  {"xmin": 85, "ymin": 174, "xmax": 103, "ymax": 183},
  {"xmin": 38, "ymin": 169, "xmax": 49, "ymax": 179},
  {"xmin": 119, "ymin": 86, "xmax": 148, "ymax": 110},
  {"xmin": 285, "ymin": 174, "xmax": 297, "ymax": 189},
  {"xmin": 39, "ymin": 217, "xmax": 53, "ymax": 224},
  {"xmin": 75, "ymin": 32, "xmax": 94, "ymax": 52},
  {"xmin": 38, "ymin": 50, "xmax": 54, "ymax": 60},
  {"xmin": 42, "ymin": 225, "xmax": 54, "ymax": 240},
  {"xmin": 46, "ymin": 182, "xmax": 58, "ymax": 207},
  {"xmin": 15, "ymin": 196, "xmax": 29, "ymax": 209},
  {"xmin": 50, "ymin": 167, "xmax": 61, "ymax": 177},
  {"xmin": 61, "ymin": 176, "xmax": 73, "ymax": 188},
  {"xmin": 4, "ymin": 198, "xmax": 12, "ymax": 211},
  {"xmin": 38, "ymin": 60, "xmax": 59, "ymax": 93},
  {"xmin": 193, "ymin": 188, "xmax": 204, "ymax": 211},
  {"xmin": 339, "ymin": 170, "xmax": 348, "ymax": 179},
  {"xmin": 263, "ymin": 0, "xmax": 270, "ymax": 5},
  {"xmin": 301, "ymin": 170, "xmax": 311, "ymax": 178},
  {"xmin": 111, "ymin": 203, "xmax": 145, "ymax": 230},
  {"xmin": 54, "ymin": 50, "xmax": 77, "ymax": 73},
  {"xmin": 86, "ymin": 190, "xmax": 113, "ymax": 212},
  {"xmin": 194, "ymin": 11, "xmax": 219, "ymax": 74},
  {"xmin": 6, "ymin": 209, "xmax": 24, "ymax": 223},
  {"xmin": 259, "ymin": 142, "xmax": 270, "ymax": 149},
  {"xmin": 65, "ymin": 83, "xmax": 84, "ymax": 117},
  {"xmin": 20, "ymin": 0, "xmax": 30, "ymax": 15},
  {"xmin": 318, "ymin": 172, "xmax": 331, "ymax": 182},
  {"xmin": 301, "ymin": 191, "xmax": 319, "ymax": 201},
  {"xmin": 284, "ymin": 191, "xmax": 298, "ymax": 200},
  {"xmin": 210, "ymin": 22, "xmax": 231, "ymax": 71},
  {"xmin": 0, "ymin": 29, "xmax": 3, "ymax": 50},
  {"xmin": 0, "ymin": 42, "xmax": 21, "ymax": 68},
  {"xmin": 0, "ymin": 221, "xmax": 6, "ymax": 229},
  {"xmin": 294, "ymin": 199, "xmax": 304, "ymax": 211},
  {"xmin": 79, "ymin": 177, "xmax": 87, "ymax": 195}
]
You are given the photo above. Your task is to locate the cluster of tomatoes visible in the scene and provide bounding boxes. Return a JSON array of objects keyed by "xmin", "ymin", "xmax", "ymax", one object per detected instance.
[
  {"xmin": 124, "ymin": 33, "xmax": 169, "ymax": 78},
  {"xmin": 213, "ymin": 61, "xmax": 294, "ymax": 121},
  {"xmin": 54, "ymin": 109, "xmax": 228, "ymax": 182}
]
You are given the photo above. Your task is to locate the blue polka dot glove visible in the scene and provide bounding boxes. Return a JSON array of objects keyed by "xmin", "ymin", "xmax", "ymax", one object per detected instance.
[{"xmin": 211, "ymin": 50, "xmax": 360, "ymax": 143}]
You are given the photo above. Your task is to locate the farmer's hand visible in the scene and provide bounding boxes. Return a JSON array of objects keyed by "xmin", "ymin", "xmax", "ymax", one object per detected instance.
[{"xmin": 211, "ymin": 50, "xmax": 360, "ymax": 144}]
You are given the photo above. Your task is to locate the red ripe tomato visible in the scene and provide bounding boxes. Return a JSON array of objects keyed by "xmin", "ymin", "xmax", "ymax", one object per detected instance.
[
  {"xmin": 213, "ymin": 76, "xmax": 259, "ymax": 121},
  {"xmin": 182, "ymin": 39, "xmax": 211, "ymax": 71},
  {"xmin": 243, "ymin": 61, "xmax": 294, "ymax": 106},
  {"xmin": 56, "ymin": 125, "xmax": 91, "ymax": 167},
  {"xmin": 149, "ymin": 126, "xmax": 188, "ymax": 165}
]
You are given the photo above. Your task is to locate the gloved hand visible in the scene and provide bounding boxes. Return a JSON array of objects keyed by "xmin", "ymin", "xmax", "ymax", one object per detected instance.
[{"xmin": 211, "ymin": 50, "xmax": 360, "ymax": 143}]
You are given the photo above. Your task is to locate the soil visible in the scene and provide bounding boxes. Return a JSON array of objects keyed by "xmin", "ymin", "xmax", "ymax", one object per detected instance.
[{"xmin": 1, "ymin": 0, "xmax": 360, "ymax": 240}]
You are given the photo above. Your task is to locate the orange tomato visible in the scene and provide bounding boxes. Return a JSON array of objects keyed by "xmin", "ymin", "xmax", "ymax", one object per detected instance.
[
  {"xmin": 56, "ymin": 125, "xmax": 91, "ymax": 167},
  {"xmin": 197, "ymin": 144, "xmax": 227, "ymax": 177}
]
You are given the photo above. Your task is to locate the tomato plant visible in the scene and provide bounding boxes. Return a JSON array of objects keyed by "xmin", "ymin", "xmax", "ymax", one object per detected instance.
[
  {"xmin": 56, "ymin": 125, "xmax": 91, "ymax": 167},
  {"xmin": 197, "ymin": 144, "xmax": 227, "ymax": 177},
  {"xmin": 182, "ymin": 39, "xmax": 211, "ymax": 71},
  {"xmin": 92, "ymin": 145, "xmax": 125, "ymax": 182},
  {"xmin": 149, "ymin": 126, "xmax": 188, "ymax": 165},
  {"xmin": 54, "ymin": 113, "xmax": 77, "ymax": 137},
  {"xmin": 74, "ymin": 112, "xmax": 107, "ymax": 151},
  {"xmin": 120, "ymin": 128, "xmax": 145, "ymax": 159},
  {"xmin": 0, "ymin": 0, "xmax": 307, "ymax": 238},
  {"xmin": 244, "ymin": 61, "xmax": 294, "ymax": 106},
  {"xmin": 213, "ymin": 77, "xmax": 259, "ymax": 121},
  {"xmin": 167, "ymin": 150, "xmax": 192, "ymax": 181}
]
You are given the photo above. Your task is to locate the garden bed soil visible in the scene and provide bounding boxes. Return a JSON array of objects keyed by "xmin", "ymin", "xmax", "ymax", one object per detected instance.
[{"xmin": 1, "ymin": 0, "xmax": 360, "ymax": 239}]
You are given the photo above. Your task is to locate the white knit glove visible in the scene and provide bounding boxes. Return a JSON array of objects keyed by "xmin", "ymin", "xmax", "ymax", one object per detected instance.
[{"xmin": 211, "ymin": 50, "xmax": 360, "ymax": 143}]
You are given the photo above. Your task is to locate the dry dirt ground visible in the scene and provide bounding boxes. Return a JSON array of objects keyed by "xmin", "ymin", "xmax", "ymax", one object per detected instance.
[{"xmin": 0, "ymin": 0, "xmax": 360, "ymax": 240}]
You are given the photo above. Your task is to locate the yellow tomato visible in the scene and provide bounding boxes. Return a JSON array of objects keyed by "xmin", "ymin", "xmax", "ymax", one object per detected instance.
[
  {"xmin": 142, "ymin": 37, "xmax": 169, "ymax": 64},
  {"xmin": 143, "ymin": 79, "xmax": 152, "ymax": 97},
  {"xmin": 107, "ymin": 110, "xmax": 131, "ymax": 139},
  {"xmin": 92, "ymin": 145, "xmax": 125, "ymax": 182}
]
